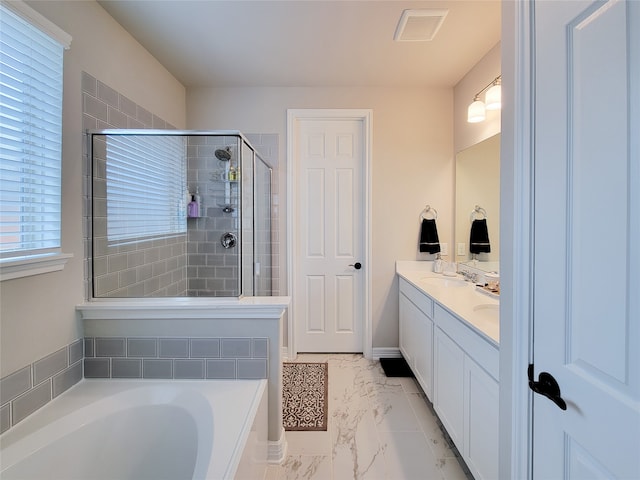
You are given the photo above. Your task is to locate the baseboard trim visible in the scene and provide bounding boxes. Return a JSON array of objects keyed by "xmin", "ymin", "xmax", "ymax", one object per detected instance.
[
  {"xmin": 371, "ymin": 347, "xmax": 402, "ymax": 360},
  {"xmin": 281, "ymin": 346, "xmax": 290, "ymax": 362},
  {"xmin": 268, "ymin": 427, "xmax": 288, "ymax": 464}
]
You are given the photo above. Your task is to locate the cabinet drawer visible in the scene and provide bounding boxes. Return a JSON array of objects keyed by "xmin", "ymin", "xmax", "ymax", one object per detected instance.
[
  {"xmin": 399, "ymin": 278, "xmax": 433, "ymax": 318},
  {"xmin": 434, "ymin": 304, "xmax": 499, "ymax": 380}
]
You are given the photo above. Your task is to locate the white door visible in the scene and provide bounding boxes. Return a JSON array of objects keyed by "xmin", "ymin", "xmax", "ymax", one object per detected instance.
[
  {"xmin": 291, "ymin": 114, "xmax": 367, "ymax": 353},
  {"xmin": 532, "ymin": 1, "xmax": 640, "ymax": 478}
]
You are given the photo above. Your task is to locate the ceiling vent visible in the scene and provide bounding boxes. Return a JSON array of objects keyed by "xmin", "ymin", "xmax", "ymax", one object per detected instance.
[{"xmin": 393, "ymin": 9, "xmax": 448, "ymax": 42}]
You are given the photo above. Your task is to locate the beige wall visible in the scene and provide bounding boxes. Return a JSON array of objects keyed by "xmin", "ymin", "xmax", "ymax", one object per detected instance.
[
  {"xmin": 187, "ymin": 87, "xmax": 453, "ymax": 349},
  {"xmin": 0, "ymin": 1, "xmax": 186, "ymax": 377},
  {"xmin": 454, "ymin": 42, "xmax": 501, "ymax": 154}
]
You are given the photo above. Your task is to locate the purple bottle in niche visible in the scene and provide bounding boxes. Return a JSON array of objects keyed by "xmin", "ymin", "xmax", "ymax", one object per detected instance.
[{"xmin": 187, "ymin": 195, "xmax": 199, "ymax": 218}]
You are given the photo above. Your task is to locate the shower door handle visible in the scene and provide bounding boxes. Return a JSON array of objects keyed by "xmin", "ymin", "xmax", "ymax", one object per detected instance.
[{"xmin": 349, "ymin": 262, "xmax": 362, "ymax": 270}]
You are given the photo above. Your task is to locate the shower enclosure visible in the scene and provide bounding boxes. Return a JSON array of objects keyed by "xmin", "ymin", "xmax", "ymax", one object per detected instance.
[{"xmin": 88, "ymin": 130, "xmax": 272, "ymax": 298}]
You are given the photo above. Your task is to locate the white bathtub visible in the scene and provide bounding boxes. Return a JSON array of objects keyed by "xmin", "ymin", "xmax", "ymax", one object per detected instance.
[{"xmin": 0, "ymin": 379, "xmax": 268, "ymax": 480}]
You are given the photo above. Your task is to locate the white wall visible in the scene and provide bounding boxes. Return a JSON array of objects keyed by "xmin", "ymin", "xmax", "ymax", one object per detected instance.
[
  {"xmin": 187, "ymin": 87, "xmax": 453, "ymax": 349},
  {"xmin": 454, "ymin": 42, "xmax": 501, "ymax": 154},
  {"xmin": 0, "ymin": 1, "xmax": 186, "ymax": 377}
]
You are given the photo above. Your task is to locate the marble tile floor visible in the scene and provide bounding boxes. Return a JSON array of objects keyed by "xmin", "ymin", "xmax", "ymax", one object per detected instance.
[{"xmin": 265, "ymin": 354, "xmax": 474, "ymax": 480}]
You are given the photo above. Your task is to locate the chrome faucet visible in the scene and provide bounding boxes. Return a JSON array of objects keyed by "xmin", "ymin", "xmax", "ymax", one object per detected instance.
[{"xmin": 459, "ymin": 270, "xmax": 478, "ymax": 283}]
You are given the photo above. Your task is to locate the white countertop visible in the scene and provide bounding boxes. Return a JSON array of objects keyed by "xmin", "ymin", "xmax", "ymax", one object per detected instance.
[{"xmin": 396, "ymin": 261, "xmax": 499, "ymax": 346}]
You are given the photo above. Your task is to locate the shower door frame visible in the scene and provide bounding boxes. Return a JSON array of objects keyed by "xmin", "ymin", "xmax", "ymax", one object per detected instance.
[{"xmin": 87, "ymin": 129, "xmax": 270, "ymax": 299}]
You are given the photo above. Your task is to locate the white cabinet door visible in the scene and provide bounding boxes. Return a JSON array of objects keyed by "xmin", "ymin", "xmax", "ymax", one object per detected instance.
[
  {"xmin": 464, "ymin": 356, "xmax": 499, "ymax": 480},
  {"xmin": 434, "ymin": 327, "xmax": 465, "ymax": 451},
  {"xmin": 414, "ymin": 311, "xmax": 433, "ymax": 399},
  {"xmin": 398, "ymin": 291, "xmax": 414, "ymax": 367},
  {"xmin": 399, "ymin": 280, "xmax": 435, "ymax": 399}
]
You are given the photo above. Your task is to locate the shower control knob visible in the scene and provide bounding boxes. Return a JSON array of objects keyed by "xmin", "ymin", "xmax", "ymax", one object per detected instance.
[
  {"xmin": 220, "ymin": 232, "xmax": 237, "ymax": 249},
  {"xmin": 349, "ymin": 262, "xmax": 362, "ymax": 270}
]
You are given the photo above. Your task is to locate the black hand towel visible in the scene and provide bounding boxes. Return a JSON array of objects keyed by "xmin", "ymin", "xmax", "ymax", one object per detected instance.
[
  {"xmin": 419, "ymin": 218, "xmax": 441, "ymax": 254},
  {"xmin": 469, "ymin": 218, "xmax": 491, "ymax": 254}
]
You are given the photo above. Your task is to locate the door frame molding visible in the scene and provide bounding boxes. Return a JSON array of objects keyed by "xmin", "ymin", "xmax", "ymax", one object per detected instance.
[
  {"xmin": 500, "ymin": 1, "xmax": 534, "ymax": 479},
  {"xmin": 286, "ymin": 108, "xmax": 373, "ymax": 360}
]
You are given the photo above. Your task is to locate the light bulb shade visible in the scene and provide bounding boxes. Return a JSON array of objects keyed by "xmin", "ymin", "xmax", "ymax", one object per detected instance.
[
  {"xmin": 485, "ymin": 84, "xmax": 502, "ymax": 110},
  {"xmin": 467, "ymin": 100, "xmax": 486, "ymax": 123}
]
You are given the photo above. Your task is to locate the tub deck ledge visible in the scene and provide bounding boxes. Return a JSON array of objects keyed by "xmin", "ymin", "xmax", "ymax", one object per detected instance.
[{"xmin": 76, "ymin": 296, "xmax": 291, "ymax": 320}]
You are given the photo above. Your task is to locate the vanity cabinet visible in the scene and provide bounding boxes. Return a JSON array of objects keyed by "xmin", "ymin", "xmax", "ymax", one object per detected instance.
[
  {"xmin": 464, "ymin": 351, "xmax": 499, "ymax": 480},
  {"xmin": 398, "ymin": 278, "xmax": 499, "ymax": 480},
  {"xmin": 434, "ymin": 303, "xmax": 499, "ymax": 480},
  {"xmin": 399, "ymin": 278, "xmax": 434, "ymax": 398}
]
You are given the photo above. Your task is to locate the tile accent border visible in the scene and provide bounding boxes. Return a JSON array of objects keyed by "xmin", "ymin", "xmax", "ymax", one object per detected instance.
[
  {"xmin": 1, "ymin": 335, "xmax": 270, "ymax": 435},
  {"xmin": 0, "ymin": 339, "xmax": 83, "ymax": 434},
  {"xmin": 84, "ymin": 337, "xmax": 269, "ymax": 380}
]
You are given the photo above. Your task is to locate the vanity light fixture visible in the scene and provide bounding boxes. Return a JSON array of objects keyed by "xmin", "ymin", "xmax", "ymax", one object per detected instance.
[{"xmin": 467, "ymin": 75, "xmax": 502, "ymax": 123}]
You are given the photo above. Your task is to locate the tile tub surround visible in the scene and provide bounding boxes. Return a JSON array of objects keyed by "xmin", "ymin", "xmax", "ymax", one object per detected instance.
[
  {"xmin": 84, "ymin": 337, "xmax": 269, "ymax": 380},
  {"xmin": 77, "ymin": 297, "xmax": 290, "ymax": 458},
  {"xmin": 0, "ymin": 339, "xmax": 84, "ymax": 434}
]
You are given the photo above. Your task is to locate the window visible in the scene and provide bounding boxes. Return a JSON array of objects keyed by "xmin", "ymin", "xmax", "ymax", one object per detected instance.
[
  {"xmin": 103, "ymin": 134, "xmax": 187, "ymax": 243},
  {"xmin": 0, "ymin": 1, "xmax": 71, "ymax": 279}
]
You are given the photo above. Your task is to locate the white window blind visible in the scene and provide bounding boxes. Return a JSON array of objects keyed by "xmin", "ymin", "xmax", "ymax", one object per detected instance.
[
  {"xmin": 105, "ymin": 135, "xmax": 187, "ymax": 243},
  {"xmin": 0, "ymin": 3, "xmax": 65, "ymax": 258}
]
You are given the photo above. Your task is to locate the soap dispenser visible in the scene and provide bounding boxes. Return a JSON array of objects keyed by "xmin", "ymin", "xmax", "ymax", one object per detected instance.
[{"xmin": 433, "ymin": 253, "xmax": 443, "ymax": 273}]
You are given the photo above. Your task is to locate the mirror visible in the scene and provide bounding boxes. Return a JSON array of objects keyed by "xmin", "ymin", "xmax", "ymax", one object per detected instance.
[{"xmin": 455, "ymin": 133, "xmax": 500, "ymax": 272}]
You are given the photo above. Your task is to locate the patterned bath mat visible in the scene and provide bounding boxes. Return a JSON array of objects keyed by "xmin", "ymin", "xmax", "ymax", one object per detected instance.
[{"xmin": 282, "ymin": 362, "xmax": 328, "ymax": 431}]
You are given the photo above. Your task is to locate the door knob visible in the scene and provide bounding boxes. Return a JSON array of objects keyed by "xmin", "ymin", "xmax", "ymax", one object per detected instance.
[
  {"xmin": 528, "ymin": 364, "xmax": 567, "ymax": 410},
  {"xmin": 349, "ymin": 262, "xmax": 362, "ymax": 270}
]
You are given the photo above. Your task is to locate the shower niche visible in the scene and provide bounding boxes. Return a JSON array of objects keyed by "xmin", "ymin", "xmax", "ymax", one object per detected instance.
[{"xmin": 88, "ymin": 130, "xmax": 273, "ymax": 298}]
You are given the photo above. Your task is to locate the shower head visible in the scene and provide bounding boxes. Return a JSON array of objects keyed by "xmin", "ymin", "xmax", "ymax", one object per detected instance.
[{"xmin": 215, "ymin": 147, "xmax": 231, "ymax": 161}]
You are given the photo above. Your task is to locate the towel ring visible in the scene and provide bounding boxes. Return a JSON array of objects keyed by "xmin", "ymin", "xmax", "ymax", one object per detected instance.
[
  {"xmin": 420, "ymin": 205, "xmax": 438, "ymax": 221},
  {"xmin": 470, "ymin": 205, "xmax": 487, "ymax": 222}
]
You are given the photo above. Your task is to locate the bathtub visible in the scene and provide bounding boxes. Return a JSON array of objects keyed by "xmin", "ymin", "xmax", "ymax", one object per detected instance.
[{"xmin": 0, "ymin": 379, "xmax": 268, "ymax": 480}]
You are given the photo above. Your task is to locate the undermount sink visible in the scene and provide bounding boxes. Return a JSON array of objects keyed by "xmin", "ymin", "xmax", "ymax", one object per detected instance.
[
  {"xmin": 473, "ymin": 303, "xmax": 500, "ymax": 322},
  {"xmin": 420, "ymin": 276, "xmax": 468, "ymax": 288}
]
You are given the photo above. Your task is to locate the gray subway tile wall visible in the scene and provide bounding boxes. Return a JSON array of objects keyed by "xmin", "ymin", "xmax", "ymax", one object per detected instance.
[
  {"xmin": 127, "ymin": 338, "xmax": 157, "ymax": 357},
  {"xmin": 0, "ymin": 404, "xmax": 10, "ymax": 434},
  {"xmin": 82, "ymin": 73, "xmax": 282, "ymax": 299},
  {"xmin": 1, "ymin": 334, "xmax": 270, "ymax": 434},
  {"xmin": 33, "ymin": 348, "xmax": 68, "ymax": 385},
  {"xmin": 82, "ymin": 72, "xmax": 186, "ymax": 300},
  {"xmin": 12, "ymin": 382, "xmax": 52, "ymax": 425},
  {"xmin": 95, "ymin": 337, "xmax": 126, "ymax": 357},
  {"xmin": 221, "ymin": 338, "xmax": 252, "ymax": 358},
  {"xmin": 83, "ymin": 358, "xmax": 110, "ymax": 378},
  {"xmin": 0, "ymin": 339, "xmax": 84, "ymax": 434},
  {"xmin": 190, "ymin": 338, "xmax": 220, "ymax": 358},
  {"xmin": 237, "ymin": 359, "xmax": 268, "ymax": 379},
  {"xmin": 186, "ymin": 135, "xmax": 241, "ymax": 297},
  {"xmin": 0, "ymin": 366, "xmax": 31, "ymax": 406},
  {"xmin": 159, "ymin": 338, "xmax": 189, "ymax": 358},
  {"xmin": 246, "ymin": 133, "xmax": 280, "ymax": 295},
  {"xmin": 52, "ymin": 362, "xmax": 83, "ymax": 397},
  {"xmin": 174, "ymin": 359, "xmax": 205, "ymax": 379},
  {"xmin": 84, "ymin": 336, "xmax": 269, "ymax": 381},
  {"xmin": 206, "ymin": 359, "xmax": 237, "ymax": 379},
  {"xmin": 111, "ymin": 358, "xmax": 143, "ymax": 378},
  {"xmin": 143, "ymin": 359, "xmax": 173, "ymax": 379}
]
